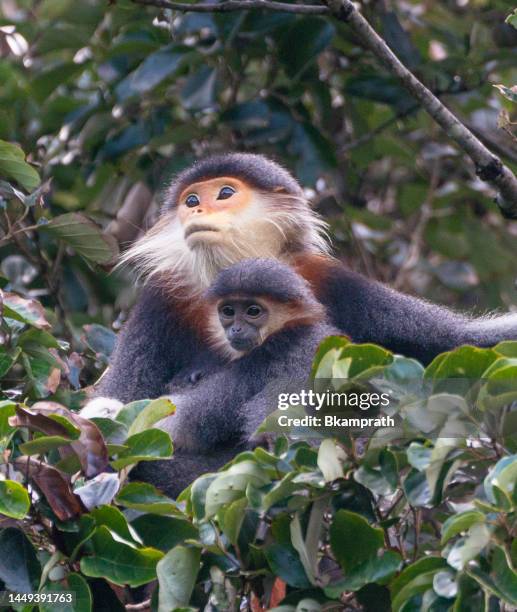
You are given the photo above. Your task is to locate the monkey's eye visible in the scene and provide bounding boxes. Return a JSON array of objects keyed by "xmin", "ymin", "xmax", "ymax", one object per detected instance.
[
  {"xmin": 217, "ymin": 186, "xmax": 236, "ymax": 201},
  {"xmin": 221, "ymin": 305, "xmax": 235, "ymax": 318},
  {"xmin": 185, "ymin": 194, "xmax": 200, "ymax": 208},
  {"xmin": 246, "ymin": 305, "xmax": 262, "ymax": 318}
]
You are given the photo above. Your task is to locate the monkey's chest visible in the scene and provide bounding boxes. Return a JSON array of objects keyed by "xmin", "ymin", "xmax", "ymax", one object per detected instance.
[{"xmin": 167, "ymin": 350, "xmax": 223, "ymax": 392}]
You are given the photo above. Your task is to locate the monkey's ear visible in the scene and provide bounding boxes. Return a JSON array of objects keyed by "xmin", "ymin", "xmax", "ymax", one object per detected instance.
[{"xmin": 273, "ymin": 185, "xmax": 289, "ymax": 194}]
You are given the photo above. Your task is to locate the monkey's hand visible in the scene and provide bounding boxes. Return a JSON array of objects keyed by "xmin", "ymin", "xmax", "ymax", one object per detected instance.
[{"xmin": 80, "ymin": 397, "xmax": 124, "ymax": 420}]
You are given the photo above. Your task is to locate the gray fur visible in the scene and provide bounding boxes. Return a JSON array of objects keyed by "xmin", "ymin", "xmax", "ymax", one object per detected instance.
[
  {"xmin": 206, "ymin": 257, "xmax": 318, "ymax": 305},
  {"xmin": 164, "ymin": 153, "xmax": 303, "ymax": 210},
  {"xmin": 132, "ymin": 261, "xmax": 338, "ymax": 497}
]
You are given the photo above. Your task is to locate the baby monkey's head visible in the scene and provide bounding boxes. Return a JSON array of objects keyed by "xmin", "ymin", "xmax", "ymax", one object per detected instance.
[
  {"xmin": 206, "ymin": 258, "xmax": 325, "ymax": 360},
  {"xmin": 218, "ymin": 298, "xmax": 269, "ymax": 353}
]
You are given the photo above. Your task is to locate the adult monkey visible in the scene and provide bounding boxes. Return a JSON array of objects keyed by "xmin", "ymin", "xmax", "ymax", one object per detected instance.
[{"xmin": 87, "ymin": 153, "xmax": 517, "ymax": 416}]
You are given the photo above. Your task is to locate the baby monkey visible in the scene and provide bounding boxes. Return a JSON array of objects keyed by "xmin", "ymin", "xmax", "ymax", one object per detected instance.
[
  {"xmin": 218, "ymin": 300, "xmax": 267, "ymax": 354},
  {"xmin": 207, "ymin": 259, "xmax": 325, "ymax": 360},
  {"xmin": 133, "ymin": 258, "xmax": 339, "ymax": 497}
]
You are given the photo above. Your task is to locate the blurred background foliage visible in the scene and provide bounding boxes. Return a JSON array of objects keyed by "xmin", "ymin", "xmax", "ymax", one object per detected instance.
[
  {"xmin": 0, "ymin": 0, "xmax": 517, "ymax": 395},
  {"xmin": 0, "ymin": 2, "xmax": 517, "ymax": 609}
]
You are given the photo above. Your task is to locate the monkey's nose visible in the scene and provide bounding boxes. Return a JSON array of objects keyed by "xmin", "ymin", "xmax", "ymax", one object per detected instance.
[{"xmin": 231, "ymin": 326, "xmax": 241, "ymax": 334}]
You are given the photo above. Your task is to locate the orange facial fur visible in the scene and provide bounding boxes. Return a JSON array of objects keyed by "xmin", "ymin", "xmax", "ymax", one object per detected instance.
[
  {"xmin": 177, "ymin": 177, "xmax": 252, "ymax": 227},
  {"xmin": 119, "ymin": 175, "xmax": 333, "ymax": 347}
]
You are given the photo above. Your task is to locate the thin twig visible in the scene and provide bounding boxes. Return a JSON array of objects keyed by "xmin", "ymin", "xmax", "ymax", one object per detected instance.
[
  {"xmin": 0, "ymin": 223, "xmax": 40, "ymax": 247},
  {"xmin": 325, "ymin": 0, "xmax": 517, "ymax": 217},
  {"xmin": 132, "ymin": 0, "xmax": 517, "ymax": 216},
  {"xmin": 133, "ymin": 0, "xmax": 329, "ymax": 14},
  {"xmin": 393, "ymin": 160, "xmax": 441, "ymax": 290},
  {"xmin": 125, "ymin": 600, "xmax": 151, "ymax": 611}
]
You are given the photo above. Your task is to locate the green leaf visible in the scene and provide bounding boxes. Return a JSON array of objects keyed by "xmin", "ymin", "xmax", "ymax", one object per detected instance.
[
  {"xmin": 19, "ymin": 434, "xmax": 74, "ymax": 455},
  {"xmin": 402, "ymin": 469, "xmax": 431, "ymax": 506},
  {"xmin": 507, "ymin": 9, "xmax": 517, "ymax": 29},
  {"xmin": 41, "ymin": 213, "xmax": 119, "ymax": 265},
  {"xmin": 80, "ymin": 526, "xmax": 163, "ymax": 587},
  {"xmin": 116, "ymin": 482, "xmax": 180, "ymax": 515},
  {"xmin": 0, "ymin": 401, "xmax": 16, "ymax": 438},
  {"xmin": 156, "ymin": 546, "xmax": 201, "ymax": 612},
  {"xmin": 467, "ymin": 546, "xmax": 517, "ymax": 606},
  {"xmin": 131, "ymin": 514, "xmax": 198, "ymax": 552},
  {"xmin": 379, "ymin": 449, "xmax": 399, "ymax": 489},
  {"xmin": 390, "ymin": 557, "xmax": 447, "ymax": 600},
  {"xmin": 22, "ymin": 351, "xmax": 62, "ymax": 397},
  {"xmin": 406, "ymin": 442, "xmax": 432, "ymax": 471},
  {"xmin": 110, "ymin": 428, "xmax": 173, "ymax": 469},
  {"xmin": 220, "ymin": 497, "xmax": 248, "ymax": 546},
  {"xmin": 494, "ymin": 341, "xmax": 517, "ymax": 357},
  {"xmin": 1, "ymin": 290, "xmax": 50, "ymax": 329},
  {"xmin": 317, "ymin": 439, "xmax": 345, "ymax": 482},
  {"xmin": 264, "ymin": 543, "xmax": 311, "ymax": 589},
  {"xmin": 116, "ymin": 47, "xmax": 186, "ymax": 100},
  {"xmin": 279, "ymin": 18, "xmax": 335, "ymax": 79},
  {"xmin": 190, "ymin": 473, "xmax": 218, "ymax": 520},
  {"xmin": 329, "ymin": 510, "xmax": 384, "ymax": 573},
  {"xmin": 89, "ymin": 505, "xmax": 141, "ymax": 545},
  {"xmin": 484, "ymin": 454, "xmax": 517, "ymax": 504},
  {"xmin": 82, "ymin": 324, "xmax": 116, "ymax": 361},
  {"xmin": 391, "ymin": 570, "xmax": 441, "ymax": 612},
  {"xmin": 127, "ymin": 398, "xmax": 176, "ymax": 437},
  {"xmin": 447, "ymin": 523, "xmax": 491, "ymax": 570},
  {"xmin": 311, "ymin": 336, "xmax": 350, "ymax": 378},
  {"xmin": 425, "ymin": 346, "xmax": 498, "ymax": 381},
  {"xmin": 180, "ymin": 66, "xmax": 217, "ymax": 111},
  {"xmin": 40, "ymin": 573, "xmax": 92, "ymax": 612},
  {"xmin": 204, "ymin": 461, "xmax": 271, "ymax": 517},
  {"xmin": 324, "ymin": 550, "xmax": 402, "ymax": 595},
  {"xmin": 31, "ymin": 61, "xmax": 87, "ymax": 102},
  {"xmin": 355, "ymin": 465, "xmax": 393, "ymax": 496},
  {"xmin": 338, "ymin": 343, "xmax": 393, "ymax": 379},
  {"xmin": 441, "ymin": 510, "xmax": 486, "ymax": 545},
  {"xmin": 0, "ymin": 480, "xmax": 30, "ymax": 519},
  {"xmin": 115, "ymin": 400, "xmax": 151, "ymax": 428},
  {"xmin": 0, "ymin": 140, "xmax": 40, "ymax": 191},
  {"xmin": 0, "ymin": 347, "xmax": 19, "ymax": 378},
  {"xmin": 0, "ymin": 528, "xmax": 41, "ymax": 592}
]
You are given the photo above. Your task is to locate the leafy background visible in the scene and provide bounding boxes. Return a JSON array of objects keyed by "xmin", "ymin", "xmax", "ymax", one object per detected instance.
[{"xmin": 0, "ymin": 0, "xmax": 516, "ymax": 610}]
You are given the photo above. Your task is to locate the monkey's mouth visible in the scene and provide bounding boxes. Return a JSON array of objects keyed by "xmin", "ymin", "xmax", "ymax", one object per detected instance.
[
  {"xmin": 184, "ymin": 224, "xmax": 220, "ymax": 239},
  {"xmin": 230, "ymin": 337, "xmax": 257, "ymax": 352}
]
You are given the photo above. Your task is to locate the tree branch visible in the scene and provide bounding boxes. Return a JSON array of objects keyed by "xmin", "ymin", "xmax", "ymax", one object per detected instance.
[
  {"xmin": 325, "ymin": 0, "xmax": 517, "ymax": 218},
  {"xmin": 132, "ymin": 0, "xmax": 329, "ymax": 15},
  {"xmin": 131, "ymin": 0, "xmax": 517, "ymax": 218}
]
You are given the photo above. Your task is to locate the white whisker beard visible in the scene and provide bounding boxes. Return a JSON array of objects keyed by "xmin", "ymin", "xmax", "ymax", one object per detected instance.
[{"xmin": 117, "ymin": 193, "xmax": 331, "ymax": 296}]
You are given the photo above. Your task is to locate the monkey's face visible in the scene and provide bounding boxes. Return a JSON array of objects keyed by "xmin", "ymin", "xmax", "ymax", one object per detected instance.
[
  {"xmin": 119, "ymin": 163, "xmax": 329, "ymax": 289},
  {"xmin": 218, "ymin": 298, "xmax": 269, "ymax": 352},
  {"xmin": 176, "ymin": 177, "xmax": 286, "ymax": 257},
  {"xmin": 178, "ymin": 177, "xmax": 252, "ymax": 245}
]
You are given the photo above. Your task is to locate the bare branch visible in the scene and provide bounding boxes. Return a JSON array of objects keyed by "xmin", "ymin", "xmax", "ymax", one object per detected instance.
[
  {"xmin": 325, "ymin": 0, "xmax": 517, "ymax": 218},
  {"xmin": 132, "ymin": 0, "xmax": 329, "ymax": 15},
  {"xmin": 131, "ymin": 0, "xmax": 517, "ymax": 217}
]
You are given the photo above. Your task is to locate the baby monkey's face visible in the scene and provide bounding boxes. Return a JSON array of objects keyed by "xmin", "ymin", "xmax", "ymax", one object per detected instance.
[{"xmin": 218, "ymin": 298, "xmax": 269, "ymax": 353}]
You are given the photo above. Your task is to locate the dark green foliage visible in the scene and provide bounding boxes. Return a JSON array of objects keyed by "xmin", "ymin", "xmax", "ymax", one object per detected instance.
[{"xmin": 0, "ymin": 1, "xmax": 517, "ymax": 609}]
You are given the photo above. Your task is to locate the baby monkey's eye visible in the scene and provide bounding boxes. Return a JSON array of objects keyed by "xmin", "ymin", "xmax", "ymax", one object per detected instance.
[
  {"xmin": 246, "ymin": 305, "xmax": 262, "ymax": 317},
  {"xmin": 221, "ymin": 305, "xmax": 235, "ymax": 317},
  {"xmin": 185, "ymin": 194, "xmax": 200, "ymax": 207},
  {"xmin": 217, "ymin": 186, "xmax": 236, "ymax": 200}
]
